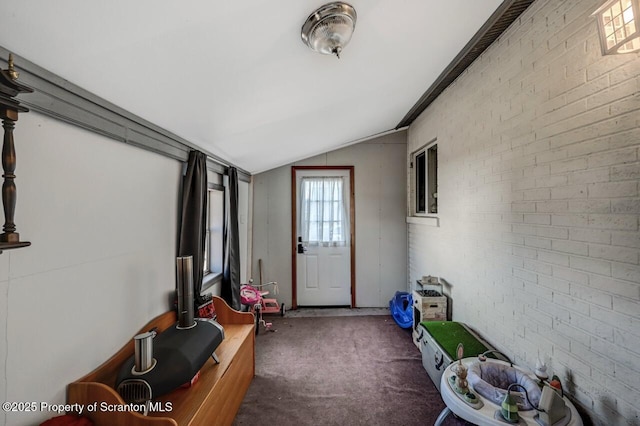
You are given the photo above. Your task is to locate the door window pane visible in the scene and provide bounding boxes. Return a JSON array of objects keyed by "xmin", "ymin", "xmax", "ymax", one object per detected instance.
[{"xmin": 300, "ymin": 177, "xmax": 348, "ymax": 245}]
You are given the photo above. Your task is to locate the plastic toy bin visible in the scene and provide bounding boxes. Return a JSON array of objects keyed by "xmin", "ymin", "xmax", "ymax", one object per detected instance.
[{"xmin": 417, "ymin": 321, "xmax": 497, "ymax": 391}]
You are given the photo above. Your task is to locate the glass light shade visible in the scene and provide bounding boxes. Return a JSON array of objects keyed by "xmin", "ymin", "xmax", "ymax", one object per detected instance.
[{"xmin": 301, "ymin": 2, "xmax": 357, "ymax": 58}]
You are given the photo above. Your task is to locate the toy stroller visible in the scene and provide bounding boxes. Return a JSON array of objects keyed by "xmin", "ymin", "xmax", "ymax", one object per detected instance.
[{"xmin": 240, "ymin": 280, "xmax": 285, "ymax": 334}]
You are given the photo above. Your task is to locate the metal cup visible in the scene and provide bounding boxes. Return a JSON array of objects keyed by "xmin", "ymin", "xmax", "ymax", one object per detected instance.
[
  {"xmin": 133, "ymin": 330, "xmax": 156, "ymax": 373},
  {"xmin": 176, "ymin": 256, "xmax": 195, "ymax": 329}
]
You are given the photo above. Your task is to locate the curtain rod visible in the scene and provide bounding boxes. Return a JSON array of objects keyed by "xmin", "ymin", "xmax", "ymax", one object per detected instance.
[{"xmin": 0, "ymin": 47, "xmax": 251, "ymax": 182}]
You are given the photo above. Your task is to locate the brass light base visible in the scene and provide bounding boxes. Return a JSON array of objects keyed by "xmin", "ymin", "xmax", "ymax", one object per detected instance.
[
  {"xmin": 0, "ymin": 241, "xmax": 31, "ymax": 254},
  {"xmin": 0, "ymin": 232, "xmax": 20, "ymax": 243}
]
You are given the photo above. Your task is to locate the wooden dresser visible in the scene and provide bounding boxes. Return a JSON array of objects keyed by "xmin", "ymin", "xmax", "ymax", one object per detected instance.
[{"xmin": 67, "ymin": 296, "xmax": 255, "ymax": 426}]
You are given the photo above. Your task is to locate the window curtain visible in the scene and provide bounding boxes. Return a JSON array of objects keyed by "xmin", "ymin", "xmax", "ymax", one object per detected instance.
[
  {"xmin": 178, "ymin": 150, "xmax": 209, "ymax": 309},
  {"xmin": 300, "ymin": 176, "xmax": 349, "ymax": 247},
  {"xmin": 222, "ymin": 167, "xmax": 241, "ymax": 310}
]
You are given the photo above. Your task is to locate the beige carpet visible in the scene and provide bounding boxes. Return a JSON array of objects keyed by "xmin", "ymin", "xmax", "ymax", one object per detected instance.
[
  {"xmin": 285, "ymin": 307, "xmax": 390, "ymax": 318},
  {"xmin": 233, "ymin": 314, "xmax": 470, "ymax": 426}
]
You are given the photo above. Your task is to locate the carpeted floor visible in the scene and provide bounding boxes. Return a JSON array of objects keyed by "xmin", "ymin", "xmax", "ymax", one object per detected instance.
[
  {"xmin": 284, "ymin": 307, "xmax": 390, "ymax": 318},
  {"xmin": 233, "ymin": 314, "xmax": 470, "ymax": 426}
]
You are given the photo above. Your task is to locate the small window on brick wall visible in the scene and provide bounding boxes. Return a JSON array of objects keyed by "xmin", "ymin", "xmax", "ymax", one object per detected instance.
[
  {"xmin": 411, "ymin": 141, "xmax": 438, "ymax": 215},
  {"xmin": 593, "ymin": 0, "xmax": 640, "ymax": 54}
]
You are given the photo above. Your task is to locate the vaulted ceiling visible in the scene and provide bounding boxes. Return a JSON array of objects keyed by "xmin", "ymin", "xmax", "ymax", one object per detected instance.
[{"xmin": 1, "ymin": 1, "xmax": 507, "ymax": 174}]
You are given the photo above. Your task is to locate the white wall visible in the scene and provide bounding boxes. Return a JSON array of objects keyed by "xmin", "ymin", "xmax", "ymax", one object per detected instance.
[
  {"xmin": 407, "ymin": 0, "xmax": 639, "ymax": 424},
  {"xmin": 0, "ymin": 112, "xmax": 182, "ymax": 426},
  {"xmin": 252, "ymin": 131, "xmax": 407, "ymax": 308}
]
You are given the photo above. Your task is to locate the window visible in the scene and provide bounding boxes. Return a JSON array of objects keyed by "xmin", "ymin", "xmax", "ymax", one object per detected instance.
[
  {"xmin": 300, "ymin": 176, "xmax": 348, "ymax": 245},
  {"xmin": 204, "ymin": 184, "xmax": 224, "ymax": 277},
  {"xmin": 593, "ymin": 0, "xmax": 640, "ymax": 54},
  {"xmin": 412, "ymin": 141, "xmax": 438, "ymax": 215}
]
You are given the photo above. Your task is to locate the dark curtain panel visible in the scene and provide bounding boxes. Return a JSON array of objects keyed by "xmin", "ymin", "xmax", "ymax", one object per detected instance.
[
  {"xmin": 178, "ymin": 150, "xmax": 208, "ymax": 309},
  {"xmin": 222, "ymin": 167, "xmax": 241, "ymax": 310}
]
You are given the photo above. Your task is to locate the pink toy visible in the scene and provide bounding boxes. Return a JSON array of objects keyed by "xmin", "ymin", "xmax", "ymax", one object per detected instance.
[{"xmin": 240, "ymin": 281, "xmax": 285, "ymax": 334}]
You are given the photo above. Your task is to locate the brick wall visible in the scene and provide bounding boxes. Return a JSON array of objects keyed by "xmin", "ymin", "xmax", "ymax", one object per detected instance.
[{"xmin": 407, "ymin": 0, "xmax": 639, "ymax": 424}]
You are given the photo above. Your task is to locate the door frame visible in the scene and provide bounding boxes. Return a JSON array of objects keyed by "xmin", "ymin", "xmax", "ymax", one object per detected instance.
[{"xmin": 291, "ymin": 166, "xmax": 356, "ymax": 309}]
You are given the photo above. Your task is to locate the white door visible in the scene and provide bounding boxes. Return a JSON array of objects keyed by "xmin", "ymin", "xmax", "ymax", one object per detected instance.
[{"xmin": 295, "ymin": 169, "xmax": 351, "ymax": 306}]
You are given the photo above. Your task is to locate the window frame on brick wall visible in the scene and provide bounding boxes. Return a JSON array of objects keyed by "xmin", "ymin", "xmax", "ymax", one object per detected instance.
[
  {"xmin": 593, "ymin": 0, "xmax": 640, "ymax": 54},
  {"xmin": 410, "ymin": 140, "xmax": 438, "ymax": 216}
]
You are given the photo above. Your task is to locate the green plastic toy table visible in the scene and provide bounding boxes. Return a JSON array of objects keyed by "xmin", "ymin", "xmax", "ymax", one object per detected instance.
[{"xmin": 418, "ymin": 321, "xmax": 497, "ymax": 390}]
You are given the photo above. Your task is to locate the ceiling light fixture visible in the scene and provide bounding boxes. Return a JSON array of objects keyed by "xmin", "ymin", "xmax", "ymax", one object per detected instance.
[
  {"xmin": 592, "ymin": 0, "xmax": 640, "ymax": 54},
  {"xmin": 301, "ymin": 2, "xmax": 357, "ymax": 59}
]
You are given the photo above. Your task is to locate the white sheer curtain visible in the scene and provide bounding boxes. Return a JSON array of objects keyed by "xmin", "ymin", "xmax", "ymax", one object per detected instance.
[{"xmin": 300, "ymin": 176, "xmax": 349, "ymax": 247}]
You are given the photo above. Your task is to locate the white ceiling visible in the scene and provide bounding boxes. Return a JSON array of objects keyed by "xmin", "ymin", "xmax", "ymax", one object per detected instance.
[{"xmin": 1, "ymin": 0, "xmax": 503, "ymax": 174}]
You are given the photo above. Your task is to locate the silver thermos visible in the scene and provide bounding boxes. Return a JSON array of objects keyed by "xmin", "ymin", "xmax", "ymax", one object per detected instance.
[
  {"xmin": 176, "ymin": 256, "xmax": 196, "ymax": 329},
  {"xmin": 133, "ymin": 330, "xmax": 156, "ymax": 373}
]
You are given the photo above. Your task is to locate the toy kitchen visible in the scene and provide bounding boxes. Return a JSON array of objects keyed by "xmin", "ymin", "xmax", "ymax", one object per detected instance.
[{"xmin": 412, "ymin": 275, "xmax": 448, "ymax": 350}]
